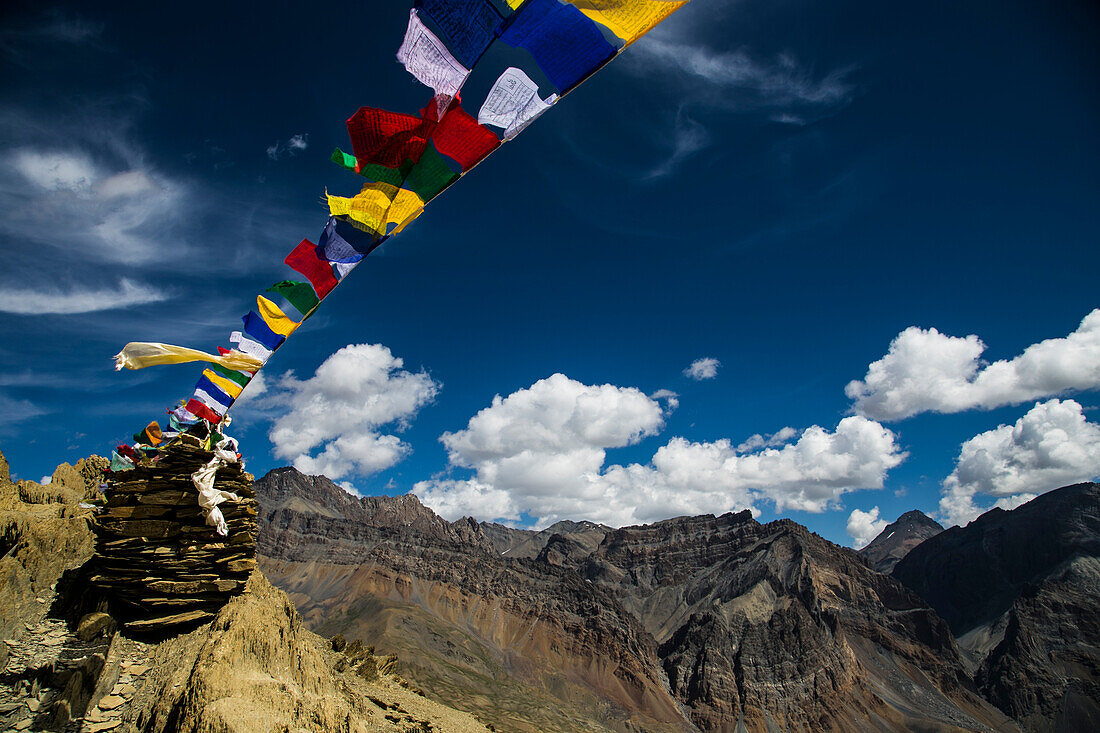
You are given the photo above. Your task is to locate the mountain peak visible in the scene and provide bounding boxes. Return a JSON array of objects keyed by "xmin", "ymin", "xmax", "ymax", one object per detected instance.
[{"xmin": 859, "ymin": 509, "xmax": 944, "ymax": 574}]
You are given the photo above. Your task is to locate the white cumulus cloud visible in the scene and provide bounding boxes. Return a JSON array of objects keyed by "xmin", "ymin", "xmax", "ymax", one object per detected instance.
[
  {"xmin": 846, "ymin": 506, "xmax": 888, "ymax": 549},
  {"xmin": 847, "ymin": 310, "xmax": 1100, "ymax": 421},
  {"xmin": 684, "ymin": 357, "xmax": 720, "ymax": 380},
  {"xmin": 414, "ymin": 374, "xmax": 906, "ymax": 528},
  {"xmin": 939, "ymin": 399, "xmax": 1100, "ymax": 527},
  {"xmin": 267, "ymin": 344, "xmax": 439, "ymax": 480}
]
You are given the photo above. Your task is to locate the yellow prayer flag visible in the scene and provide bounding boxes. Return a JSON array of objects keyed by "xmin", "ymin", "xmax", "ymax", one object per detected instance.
[
  {"xmin": 202, "ymin": 369, "xmax": 244, "ymax": 399},
  {"xmin": 256, "ymin": 295, "xmax": 300, "ymax": 337},
  {"xmin": 568, "ymin": 0, "xmax": 688, "ymax": 45},
  {"xmin": 114, "ymin": 342, "xmax": 263, "ymax": 372},
  {"xmin": 327, "ymin": 182, "xmax": 425, "ymax": 234}
]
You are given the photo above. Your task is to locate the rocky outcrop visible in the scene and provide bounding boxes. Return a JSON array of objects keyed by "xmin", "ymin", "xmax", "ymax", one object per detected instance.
[
  {"xmin": 893, "ymin": 484, "xmax": 1100, "ymax": 731},
  {"xmin": 859, "ymin": 509, "xmax": 944, "ymax": 573},
  {"xmin": 86, "ymin": 435, "xmax": 258, "ymax": 634},
  {"xmin": 128, "ymin": 572, "xmax": 489, "ymax": 733},
  {"xmin": 1, "ymin": 448, "xmax": 489, "ymax": 733},
  {"xmin": 257, "ymin": 467, "xmax": 1016, "ymax": 733},
  {"xmin": 0, "ymin": 450, "xmax": 98, "ymax": 652}
]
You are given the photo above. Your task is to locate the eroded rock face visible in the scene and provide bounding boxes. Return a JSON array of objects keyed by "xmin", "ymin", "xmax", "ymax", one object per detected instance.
[
  {"xmin": 893, "ymin": 484, "xmax": 1100, "ymax": 731},
  {"xmin": 859, "ymin": 510, "xmax": 944, "ymax": 574},
  {"xmin": 0, "ymin": 449, "xmax": 98, "ymax": 645},
  {"xmin": 585, "ymin": 514, "xmax": 1001, "ymax": 732},
  {"xmin": 256, "ymin": 468, "xmax": 1015, "ymax": 733}
]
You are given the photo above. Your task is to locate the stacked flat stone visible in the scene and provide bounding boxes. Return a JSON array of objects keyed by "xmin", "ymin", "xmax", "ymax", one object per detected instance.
[{"xmin": 89, "ymin": 433, "xmax": 257, "ymax": 634}]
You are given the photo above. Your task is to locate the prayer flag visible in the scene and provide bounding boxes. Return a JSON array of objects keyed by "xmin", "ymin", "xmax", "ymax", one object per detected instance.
[
  {"xmin": 284, "ymin": 239, "xmax": 339, "ymax": 299},
  {"xmin": 404, "ymin": 144, "xmax": 460, "ymax": 201},
  {"xmin": 416, "ymin": 0, "xmax": 505, "ymax": 68},
  {"xmin": 194, "ymin": 376, "xmax": 232, "ymax": 409},
  {"xmin": 186, "ymin": 397, "xmax": 223, "ymax": 424},
  {"xmin": 241, "ymin": 311, "xmax": 286, "ymax": 351},
  {"xmin": 478, "ymin": 67, "xmax": 558, "ymax": 139},
  {"xmin": 207, "ymin": 363, "xmax": 252, "ymax": 388},
  {"xmin": 398, "ymin": 9, "xmax": 471, "ymax": 104},
  {"xmin": 202, "ymin": 369, "xmax": 245, "ymax": 399},
  {"xmin": 567, "ymin": 0, "xmax": 687, "ymax": 45},
  {"xmin": 229, "ymin": 331, "xmax": 273, "ymax": 362},
  {"xmin": 256, "ymin": 294, "xmax": 302, "ymax": 336},
  {"xmin": 346, "ymin": 107, "xmax": 433, "ymax": 169},
  {"xmin": 114, "ymin": 342, "xmax": 263, "ymax": 372},
  {"xmin": 430, "ymin": 102, "xmax": 500, "ymax": 169},
  {"xmin": 326, "ymin": 182, "xmax": 425, "ymax": 233},
  {"xmin": 265, "ymin": 280, "xmax": 321, "ymax": 318},
  {"xmin": 500, "ymin": 0, "xmax": 617, "ymax": 93},
  {"xmin": 318, "ymin": 216, "xmax": 382, "ymax": 266}
]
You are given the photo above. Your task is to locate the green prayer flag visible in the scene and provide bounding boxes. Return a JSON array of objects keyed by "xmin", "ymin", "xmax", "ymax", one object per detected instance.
[
  {"xmin": 265, "ymin": 280, "xmax": 320, "ymax": 319},
  {"xmin": 405, "ymin": 146, "xmax": 459, "ymax": 202},
  {"xmin": 207, "ymin": 363, "xmax": 251, "ymax": 388}
]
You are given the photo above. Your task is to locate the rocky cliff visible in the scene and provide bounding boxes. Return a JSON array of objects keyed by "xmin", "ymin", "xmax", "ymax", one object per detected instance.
[
  {"xmin": 892, "ymin": 483, "xmax": 1100, "ymax": 732},
  {"xmin": 858, "ymin": 510, "xmax": 944, "ymax": 573},
  {"xmin": 256, "ymin": 467, "xmax": 1017, "ymax": 733}
]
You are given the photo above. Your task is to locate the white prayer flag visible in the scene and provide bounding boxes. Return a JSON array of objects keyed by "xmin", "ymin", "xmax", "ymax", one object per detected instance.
[
  {"xmin": 396, "ymin": 9, "xmax": 470, "ymax": 104},
  {"xmin": 478, "ymin": 67, "xmax": 558, "ymax": 140}
]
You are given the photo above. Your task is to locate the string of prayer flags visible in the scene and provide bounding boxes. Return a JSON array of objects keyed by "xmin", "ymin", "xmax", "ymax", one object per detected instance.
[{"xmin": 116, "ymin": 0, "xmax": 691, "ymax": 434}]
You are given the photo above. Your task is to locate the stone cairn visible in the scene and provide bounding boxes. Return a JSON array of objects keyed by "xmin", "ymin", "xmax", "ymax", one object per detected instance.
[{"xmin": 88, "ymin": 433, "xmax": 257, "ymax": 634}]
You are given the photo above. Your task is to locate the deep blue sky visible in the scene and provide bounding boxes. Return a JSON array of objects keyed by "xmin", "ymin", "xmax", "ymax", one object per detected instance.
[{"xmin": 2, "ymin": 0, "xmax": 1098, "ymax": 546}]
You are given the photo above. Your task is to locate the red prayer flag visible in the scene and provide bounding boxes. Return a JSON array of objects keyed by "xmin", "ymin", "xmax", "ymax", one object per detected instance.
[
  {"xmin": 431, "ymin": 103, "xmax": 500, "ymax": 170},
  {"xmin": 284, "ymin": 239, "xmax": 338, "ymax": 299},
  {"xmin": 346, "ymin": 107, "xmax": 433, "ymax": 170},
  {"xmin": 186, "ymin": 398, "xmax": 223, "ymax": 424}
]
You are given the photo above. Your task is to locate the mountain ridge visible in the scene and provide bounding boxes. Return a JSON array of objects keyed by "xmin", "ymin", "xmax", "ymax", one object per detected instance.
[{"xmin": 255, "ymin": 466, "xmax": 1016, "ymax": 733}]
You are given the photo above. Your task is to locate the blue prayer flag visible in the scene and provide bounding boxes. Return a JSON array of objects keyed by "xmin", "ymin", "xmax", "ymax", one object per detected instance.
[
  {"xmin": 241, "ymin": 311, "xmax": 286, "ymax": 351},
  {"xmin": 500, "ymin": 0, "xmax": 617, "ymax": 93}
]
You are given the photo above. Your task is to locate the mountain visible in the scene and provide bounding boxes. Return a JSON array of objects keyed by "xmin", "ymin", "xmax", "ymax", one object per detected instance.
[
  {"xmin": 892, "ymin": 483, "xmax": 1100, "ymax": 731},
  {"xmin": 859, "ymin": 510, "xmax": 944, "ymax": 573},
  {"xmin": 480, "ymin": 519, "xmax": 611, "ymax": 559},
  {"xmin": 255, "ymin": 466, "xmax": 1016, "ymax": 733}
]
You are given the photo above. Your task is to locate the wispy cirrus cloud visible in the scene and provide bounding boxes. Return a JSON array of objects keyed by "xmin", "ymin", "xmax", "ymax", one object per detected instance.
[
  {"xmin": 0, "ymin": 278, "xmax": 166, "ymax": 315},
  {"xmin": 266, "ymin": 133, "xmax": 309, "ymax": 160},
  {"xmin": 626, "ymin": 2, "xmax": 857, "ymax": 177}
]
